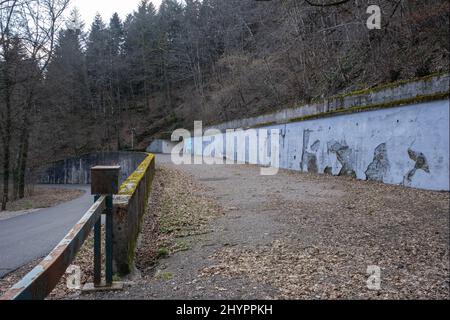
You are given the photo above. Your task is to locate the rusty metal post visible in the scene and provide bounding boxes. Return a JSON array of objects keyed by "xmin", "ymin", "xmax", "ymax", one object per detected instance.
[
  {"xmin": 105, "ymin": 195, "xmax": 113, "ymax": 285},
  {"xmin": 93, "ymin": 195, "xmax": 102, "ymax": 286}
]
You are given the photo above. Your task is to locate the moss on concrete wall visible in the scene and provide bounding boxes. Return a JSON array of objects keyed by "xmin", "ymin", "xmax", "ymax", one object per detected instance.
[
  {"xmin": 113, "ymin": 153, "xmax": 156, "ymax": 276},
  {"xmin": 209, "ymin": 73, "xmax": 449, "ymax": 132},
  {"xmin": 284, "ymin": 92, "xmax": 450, "ymax": 126},
  {"xmin": 118, "ymin": 153, "xmax": 155, "ymax": 196}
]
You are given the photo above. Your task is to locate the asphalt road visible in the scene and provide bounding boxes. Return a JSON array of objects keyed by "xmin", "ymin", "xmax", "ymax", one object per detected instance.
[{"xmin": 0, "ymin": 185, "xmax": 94, "ymax": 278}]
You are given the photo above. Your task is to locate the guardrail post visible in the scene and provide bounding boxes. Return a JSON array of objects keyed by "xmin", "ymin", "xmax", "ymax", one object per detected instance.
[
  {"xmin": 93, "ymin": 195, "xmax": 102, "ymax": 286},
  {"xmin": 84, "ymin": 165, "xmax": 123, "ymax": 292},
  {"xmin": 105, "ymin": 194, "xmax": 113, "ymax": 285}
]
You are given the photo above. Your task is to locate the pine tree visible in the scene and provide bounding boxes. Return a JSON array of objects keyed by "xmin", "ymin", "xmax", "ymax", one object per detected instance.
[
  {"xmin": 123, "ymin": 0, "xmax": 158, "ymax": 108},
  {"xmin": 108, "ymin": 13, "xmax": 125, "ymax": 150},
  {"xmin": 108, "ymin": 13, "xmax": 124, "ymax": 57},
  {"xmin": 46, "ymin": 28, "xmax": 88, "ymax": 113},
  {"xmin": 86, "ymin": 14, "xmax": 109, "ymax": 115},
  {"xmin": 157, "ymin": 0, "xmax": 183, "ymax": 108},
  {"xmin": 43, "ymin": 25, "xmax": 91, "ymax": 157}
]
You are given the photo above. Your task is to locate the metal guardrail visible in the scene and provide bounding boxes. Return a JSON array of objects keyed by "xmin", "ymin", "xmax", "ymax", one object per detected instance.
[
  {"xmin": 0, "ymin": 166, "xmax": 121, "ymax": 300},
  {"xmin": 0, "ymin": 197, "xmax": 106, "ymax": 300}
]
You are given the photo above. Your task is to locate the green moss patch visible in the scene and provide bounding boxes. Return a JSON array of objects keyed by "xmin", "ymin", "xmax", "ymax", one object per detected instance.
[
  {"xmin": 285, "ymin": 92, "xmax": 449, "ymax": 124},
  {"xmin": 210, "ymin": 73, "xmax": 449, "ymax": 130},
  {"xmin": 156, "ymin": 247, "xmax": 170, "ymax": 259},
  {"xmin": 118, "ymin": 153, "xmax": 155, "ymax": 196},
  {"xmin": 335, "ymin": 72, "xmax": 448, "ymax": 99},
  {"xmin": 155, "ymin": 271, "xmax": 173, "ymax": 281},
  {"xmin": 245, "ymin": 92, "xmax": 449, "ymax": 129}
]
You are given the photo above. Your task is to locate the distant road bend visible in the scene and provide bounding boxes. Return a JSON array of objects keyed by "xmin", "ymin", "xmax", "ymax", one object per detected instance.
[{"xmin": 0, "ymin": 185, "xmax": 94, "ymax": 278}]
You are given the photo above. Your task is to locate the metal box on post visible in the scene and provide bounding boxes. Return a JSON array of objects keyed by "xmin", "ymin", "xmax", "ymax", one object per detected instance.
[
  {"xmin": 85, "ymin": 165, "xmax": 122, "ymax": 291},
  {"xmin": 91, "ymin": 166, "xmax": 121, "ymax": 195}
]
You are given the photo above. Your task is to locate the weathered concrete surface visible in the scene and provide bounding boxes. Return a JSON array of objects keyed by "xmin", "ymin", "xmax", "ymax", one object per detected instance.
[
  {"xmin": 37, "ymin": 152, "xmax": 147, "ymax": 185},
  {"xmin": 280, "ymin": 100, "xmax": 449, "ymax": 191},
  {"xmin": 113, "ymin": 154, "xmax": 156, "ymax": 275},
  {"xmin": 186, "ymin": 100, "xmax": 449, "ymax": 191},
  {"xmin": 183, "ymin": 75, "xmax": 449, "ymax": 191},
  {"xmin": 35, "ymin": 152, "xmax": 156, "ymax": 276},
  {"xmin": 208, "ymin": 73, "xmax": 449, "ymax": 131},
  {"xmin": 146, "ymin": 139, "xmax": 177, "ymax": 154}
]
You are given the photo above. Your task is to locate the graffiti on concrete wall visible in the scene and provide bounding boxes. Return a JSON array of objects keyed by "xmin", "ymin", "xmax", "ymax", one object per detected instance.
[
  {"xmin": 403, "ymin": 149, "xmax": 430, "ymax": 187},
  {"xmin": 187, "ymin": 100, "xmax": 449, "ymax": 191},
  {"xmin": 365, "ymin": 143, "xmax": 390, "ymax": 182}
]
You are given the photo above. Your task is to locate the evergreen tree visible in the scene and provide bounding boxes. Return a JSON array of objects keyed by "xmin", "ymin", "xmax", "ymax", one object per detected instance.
[
  {"xmin": 123, "ymin": 0, "xmax": 158, "ymax": 108},
  {"xmin": 86, "ymin": 14, "xmax": 109, "ymax": 115},
  {"xmin": 46, "ymin": 28, "xmax": 88, "ymax": 113},
  {"xmin": 108, "ymin": 13, "xmax": 124, "ymax": 57},
  {"xmin": 108, "ymin": 13, "xmax": 125, "ymax": 149},
  {"xmin": 43, "ymin": 24, "xmax": 91, "ymax": 157}
]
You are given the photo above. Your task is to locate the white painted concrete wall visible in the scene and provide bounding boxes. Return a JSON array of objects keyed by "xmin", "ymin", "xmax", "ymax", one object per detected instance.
[
  {"xmin": 147, "ymin": 139, "xmax": 177, "ymax": 154},
  {"xmin": 185, "ymin": 100, "xmax": 449, "ymax": 191}
]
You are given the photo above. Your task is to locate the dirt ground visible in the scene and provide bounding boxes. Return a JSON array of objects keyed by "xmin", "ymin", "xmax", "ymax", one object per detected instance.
[{"xmin": 66, "ymin": 155, "xmax": 448, "ymax": 300}]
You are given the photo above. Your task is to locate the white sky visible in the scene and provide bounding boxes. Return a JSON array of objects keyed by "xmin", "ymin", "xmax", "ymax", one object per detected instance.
[{"xmin": 70, "ymin": 0, "xmax": 163, "ymax": 27}]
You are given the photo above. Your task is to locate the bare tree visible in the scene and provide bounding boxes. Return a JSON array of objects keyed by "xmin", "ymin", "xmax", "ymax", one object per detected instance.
[
  {"xmin": 15, "ymin": 0, "xmax": 70, "ymax": 199},
  {"xmin": 0, "ymin": 0, "xmax": 22, "ymax": 210},
  {"xmin": 0, "ymin": 0, "xmax": 69, "ymax": 208}
]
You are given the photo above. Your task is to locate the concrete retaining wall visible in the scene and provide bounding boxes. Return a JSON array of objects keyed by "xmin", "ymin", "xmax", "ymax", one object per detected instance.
[
  {"xmin": 210, "ymin": 73, "xmax": 449, "ymax": 130},
  {"xmin": 146, "ymin": 139, "xmax": 177, "ymax": 154},
  {"xmin": 38, "ymin": 152, "xmax": 147, "ymax": 185},
  {"xmin": 113, "ymin": 154, "xmax": 155, "ymax": 275},
  {"xmin": 185, "ymin": 74, "xmax": 450, "ymax": 191}
]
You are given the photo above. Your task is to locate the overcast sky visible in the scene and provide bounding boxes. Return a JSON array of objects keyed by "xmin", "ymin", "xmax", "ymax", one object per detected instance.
[{"xmin": 70, "ymin": 0, "xmax": 163, "ymax": 27}]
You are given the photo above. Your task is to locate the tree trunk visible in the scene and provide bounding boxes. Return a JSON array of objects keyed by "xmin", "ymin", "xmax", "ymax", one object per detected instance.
[
  {"xmin": 1, "ymin": 79, "xmax": 12, "ymax": 211},
  {"xmin": 17, "ymin": 124, "xmax": 30, "ymax": 199},
  {"xmin": 17, "ymin": 87, "xmax": 34, "ymax": 199},
  {"xmin": 12, "ymin": 153, "xmax": 20, "ymax": 201}
]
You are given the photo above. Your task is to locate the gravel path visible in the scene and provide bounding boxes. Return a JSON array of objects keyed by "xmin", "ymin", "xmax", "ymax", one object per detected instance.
[{"xmin": 77, "ymin": 155, "xmax": 449, "ymax": 300}]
